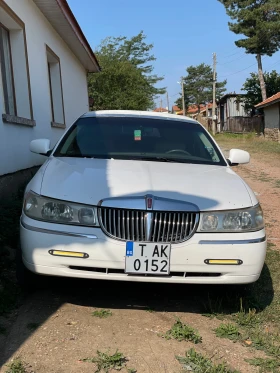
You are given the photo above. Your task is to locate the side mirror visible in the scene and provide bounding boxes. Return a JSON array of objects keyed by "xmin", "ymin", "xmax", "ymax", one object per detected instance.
[
  {"xmin": 30, "ymin": 139, "xmax": 51, "ymax": 156},
  {"xmin": 227, "ymin": 149, "xmax": 250, "ymax": 166}
]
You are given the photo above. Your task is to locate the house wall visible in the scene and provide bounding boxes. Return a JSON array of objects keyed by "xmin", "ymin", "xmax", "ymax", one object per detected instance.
[
  {"xmin": 0, "ymin": 0, "xmax": 89, "ymax": 176},
  {"xmin": 263, "ymin": 103, "xmax": 280, "ymax": 142}
]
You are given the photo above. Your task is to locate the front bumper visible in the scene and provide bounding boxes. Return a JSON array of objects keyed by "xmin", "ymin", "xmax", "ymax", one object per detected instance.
[{"xmin": 20, "ymin": 214, "xmax": 267, "ymax": 284}]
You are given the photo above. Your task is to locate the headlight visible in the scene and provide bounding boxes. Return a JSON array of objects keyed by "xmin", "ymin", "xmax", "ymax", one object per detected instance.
[
  {"xmin": 24, "ymin": 191, "xmax": 99, "ymax": 226},
  {"xmin": 198, "ymin": 205, "xmax": 264, "ymax": 233}
]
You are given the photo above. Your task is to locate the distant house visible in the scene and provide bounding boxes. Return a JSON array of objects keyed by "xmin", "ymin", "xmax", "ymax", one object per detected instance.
[
  {"xmin": 0, "ymin": 0, "xmax": 100, "ymax": 197},
  {"xmin": 172, "ymin": 105, "xmax": 181, "ymax": 114},
  {"xmin": 218, "ymin": 93, "xmax": 249, "ymax": 131},
  {"xmin": 255, "ymin": 93, "xmax": 280, "ymax": 142}
]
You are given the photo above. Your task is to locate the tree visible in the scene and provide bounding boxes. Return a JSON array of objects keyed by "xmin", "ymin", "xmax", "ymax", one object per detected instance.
[
  {"xmin": 242, "ymin": 70, "xmax": 280, "ymax": 112},
  {"xmin": 88, "ymin": 32, "xmax": 165, "ymax": 111},
  {"xmin": 175, "ymin": 63, "xmax": 227, "ymax": 110},
  {"xmin": 218, "ymin": 0, "xmax": 280, "ymax": 101}
]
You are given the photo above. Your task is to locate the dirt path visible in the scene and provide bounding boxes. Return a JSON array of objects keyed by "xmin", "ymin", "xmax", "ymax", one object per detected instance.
[{"xmin": 1, "ymin": 152, "xmax": 279, "ymax": 373}]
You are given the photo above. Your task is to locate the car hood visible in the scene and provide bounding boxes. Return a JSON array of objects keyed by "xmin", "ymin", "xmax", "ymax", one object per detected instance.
[{"xmin": 38, "ymin": 157, "xmax": 257, "ymax": 211}]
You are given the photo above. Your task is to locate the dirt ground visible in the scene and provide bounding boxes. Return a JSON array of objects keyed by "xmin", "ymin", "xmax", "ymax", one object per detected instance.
[{"xmin": 1, "ymin": 147, "xmax": 279, "ymax": 373}]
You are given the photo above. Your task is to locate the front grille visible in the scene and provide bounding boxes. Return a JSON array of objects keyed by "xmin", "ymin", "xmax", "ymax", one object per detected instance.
[{"xmin": 98, "ymin": 208, "xmax": 199, "ymax": 243}]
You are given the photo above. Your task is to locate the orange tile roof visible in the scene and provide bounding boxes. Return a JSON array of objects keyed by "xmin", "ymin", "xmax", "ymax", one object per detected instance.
[
  {"xmin": 153, "ymin": 107, "xmax": 168, "ymax": 112},
  {"xmin": 255, "ymin": 92, "xmax": 280, "ymax": 108},
  {"xmin": 172, "ymin": 105, "xmax": 181, "ymax": 112},
  {"xmin": 187, "ymin": 104, "xmax": 206, "ymax": 114}
]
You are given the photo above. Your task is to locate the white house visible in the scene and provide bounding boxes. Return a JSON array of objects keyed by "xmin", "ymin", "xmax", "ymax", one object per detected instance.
[{"xmin": 0, "ymin": 0, "xmax": 100, "ymax": 182}]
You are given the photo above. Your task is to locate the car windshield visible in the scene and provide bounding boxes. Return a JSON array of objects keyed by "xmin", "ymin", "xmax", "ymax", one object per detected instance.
[{"xmin": 54, "ymin": 116, "xmax": 226, "ymax": 166}]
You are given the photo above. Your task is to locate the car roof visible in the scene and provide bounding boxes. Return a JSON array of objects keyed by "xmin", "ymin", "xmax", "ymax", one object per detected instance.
[{"xmin": 81, "ymin": 110, "xmax": 199, "ymax": 124}]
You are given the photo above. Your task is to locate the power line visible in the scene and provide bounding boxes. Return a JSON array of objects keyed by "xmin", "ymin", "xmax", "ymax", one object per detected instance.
[{"xmin": 219, "ymin": 57, "xmax": 268, "ymax": 78}]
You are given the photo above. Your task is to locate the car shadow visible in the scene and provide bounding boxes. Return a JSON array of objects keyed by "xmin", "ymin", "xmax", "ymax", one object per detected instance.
[
  {"xmin": 0, "ymin": 158, "xmax": 273, "ymax": 368},
  {"xmin": 0, "ymin": 261, "xmax": 273, "ymax": 369}
]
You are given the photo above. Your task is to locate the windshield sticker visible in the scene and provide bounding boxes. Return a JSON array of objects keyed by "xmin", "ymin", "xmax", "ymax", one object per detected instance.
[{"xmin": 134, "ymin": 130, "xmax": 141, "ymax": 141}]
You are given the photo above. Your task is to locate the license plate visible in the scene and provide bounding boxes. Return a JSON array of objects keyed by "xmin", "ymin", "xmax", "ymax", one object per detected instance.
[{"xmin": 125, "ymin": 242, "xmax": 171, "ymax": 275}]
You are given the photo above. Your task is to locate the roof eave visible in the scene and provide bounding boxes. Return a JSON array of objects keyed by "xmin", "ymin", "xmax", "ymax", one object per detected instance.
[
  {"xmin": 255, "ymin": 98, "xmax": 280, "ymax": 109},
  {"xmin": 33, "ymin": 0, "xmax": 100, "ymax": 72}
]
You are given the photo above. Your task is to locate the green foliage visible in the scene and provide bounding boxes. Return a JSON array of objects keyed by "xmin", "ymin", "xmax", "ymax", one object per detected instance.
[
  {"xmin": 92, "ymin": 309, "xmax": 112, "ymax": 318},
  {"xmin": 5, "ymin": 359, "xmax": 27, "ymax": 373},
  {"xmin": 242, "ymin": 70, "xmax": 280, "ymax": 110},
  {"xmin": 161, "ymin": 319, "xmax": 202, "ymax": 343},
  {"xmin": 176, "ymin": 348, "xmax": 240, "ymax": 373},
  {"xmin": 234, "ymin": 300, "xmax": 261, "ymax": 328},
  {"xmin": 176, "ymin": 63, "xmax": 226, "ymax": 110},
  {"xmin": 246, "ymin": 358, "xmax": 280, "ymax": 373},
  {"xmin": 88, "ymin": 31, "xmax": 165, "ymax": 111},
  {"xmin": 82, "ymin": 350, "xmax": 127, "ymax": 373},
  {"xmin": 215, "ymin": 323, "xmax": 241, "ymax": 341},
  {"xmin": 218, "ymin": 0, "xmax": 280, "ymax": 56}
]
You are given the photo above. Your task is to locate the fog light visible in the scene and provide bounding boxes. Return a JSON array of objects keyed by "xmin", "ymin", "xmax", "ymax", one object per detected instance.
[
  {"xmin": 204, "ymin": 259, "xmax": 243, "ymax": 265},
  {"xmin": 49, "ymin": 250, "xmax": 89, "ymax": 258}
]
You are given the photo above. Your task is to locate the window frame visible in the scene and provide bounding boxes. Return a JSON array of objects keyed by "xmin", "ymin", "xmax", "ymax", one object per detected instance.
[
  {"xmin": 0, "ymin": 0, "xmax": 34, "ymax": 125},
  {"xmin": 0, "ymin": 22, "xmax": 17, "ymax": 116},
  {"xmin": 46, "ymin": 45, "xmax": 66, "ymax": 129}
]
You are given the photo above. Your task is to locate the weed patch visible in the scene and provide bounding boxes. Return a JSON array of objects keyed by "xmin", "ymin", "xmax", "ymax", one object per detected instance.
[
  {"xmin": 92, "ymin": 309, "xmax": 112, "ymax": 318},
  {"xmin": 246, "ymin": 357, "xmax": 280, "ymax": 372},
  {"xmin": 82, "ymin": 350, "xmax": 127, "ymax": 372},
  {"xmin": 214, "ymin": 323, "xmax": 241, "ymax": 342},
  {"xmin": 5, "ymin": 359, "xmax": 27, "ymax": 373},
  {"xmin": 161, "ymin": 318, "xmax": 202, "ymax": 343},
  {"xmin": 176, "ymin": 348, "xmax": 240, "ymax": 373}
]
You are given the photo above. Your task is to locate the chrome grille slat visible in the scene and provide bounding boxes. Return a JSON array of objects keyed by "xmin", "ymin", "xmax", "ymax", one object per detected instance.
[
  {"xmin": 131, "ymin": 210, "xmax": 135, "ymax": 241},
  {"xmin": 98, "ymin": 208, "xmax": 198, "ymax": 243}
]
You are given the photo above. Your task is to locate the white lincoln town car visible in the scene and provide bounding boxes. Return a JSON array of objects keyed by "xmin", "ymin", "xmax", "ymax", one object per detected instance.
[{"xmin": 19, "ymin": 111, "xmax": 266, "ymax": 285}]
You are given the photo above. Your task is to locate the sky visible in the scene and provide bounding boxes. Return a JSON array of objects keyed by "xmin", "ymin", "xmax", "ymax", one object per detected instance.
[{"xmin": 68, "ymin": 0, "xmax": 280, "ymax": 108}]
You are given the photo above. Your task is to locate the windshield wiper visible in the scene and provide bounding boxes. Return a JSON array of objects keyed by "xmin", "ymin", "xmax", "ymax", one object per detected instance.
[
  {"xmin": 58, "ymin": 154, "xmax": 111, "ymax": 159},
  {"xmin": 135, "ymin": 157, "xmax": 190, "ymax": 163}
]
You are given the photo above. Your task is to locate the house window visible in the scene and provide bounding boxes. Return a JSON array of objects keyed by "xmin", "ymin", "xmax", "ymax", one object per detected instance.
[
  {"xmin": 46, "ymin": 46, "xmax": 65, "ymax": 127},
  {"xmin": 0, "ymin": 25, "xmax": 16, "ymax": 115},
  {"xmin": 0, "ymin": 1, "xmax": 34, "ymax": 126}
]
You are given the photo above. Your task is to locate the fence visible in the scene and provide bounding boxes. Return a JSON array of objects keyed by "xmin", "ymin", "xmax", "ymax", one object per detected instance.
[{"xmin": 224, "ymin": 116, "xmax": 264, "ymax": 133}]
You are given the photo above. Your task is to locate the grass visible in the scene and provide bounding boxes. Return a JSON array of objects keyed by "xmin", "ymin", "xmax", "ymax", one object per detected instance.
[
  {"xmin": 200, "ymin": 243, "xmax": 280, "ymax": 361},
  {"xmin": 26, "ymin": 322, "xmax": 40, "ymax": 331},
  {"xmin": 176, "ymin": 348, "xmax": 240, "ymax": 373},
  {"xmin": 214, "ymin": 323, "xmax": 241, "ymax": 342},
  {"xmin": 82, "ymin": 350, "xmax": 127, "ymax": 372},
  {"xmin": 161, "ymin": 318, "xmax": 202, "ymax": 344},
  {"xmin": 246, "ymin": 357, "xmax": 280, "ymax": 373},
  {"xmin": 92, "ymin": 309, "xmax": 112, "ymax": 318},
  {"xmin": 5, "ymin": 359, "xmax": 27, "ymax": 373},
  {"xmin": 214, "ymin": 132, "xmax": 280, "ymax": 155}
]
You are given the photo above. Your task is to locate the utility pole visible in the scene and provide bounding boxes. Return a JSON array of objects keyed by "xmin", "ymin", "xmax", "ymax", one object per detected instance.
[
  {"xmin": 181, "ymin": 80, "xmax": 186, "ymax": 116},
  {"xmin": 166, "ymin": 91, "xmax": 170, "ymax": 113},
  {"xmin": 212, "ymin": 52, "xmax": 217, "ymax": 135},
  {"xmin": 160, "ymin": 98, "xmax": 163, "ymax": 112}
]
